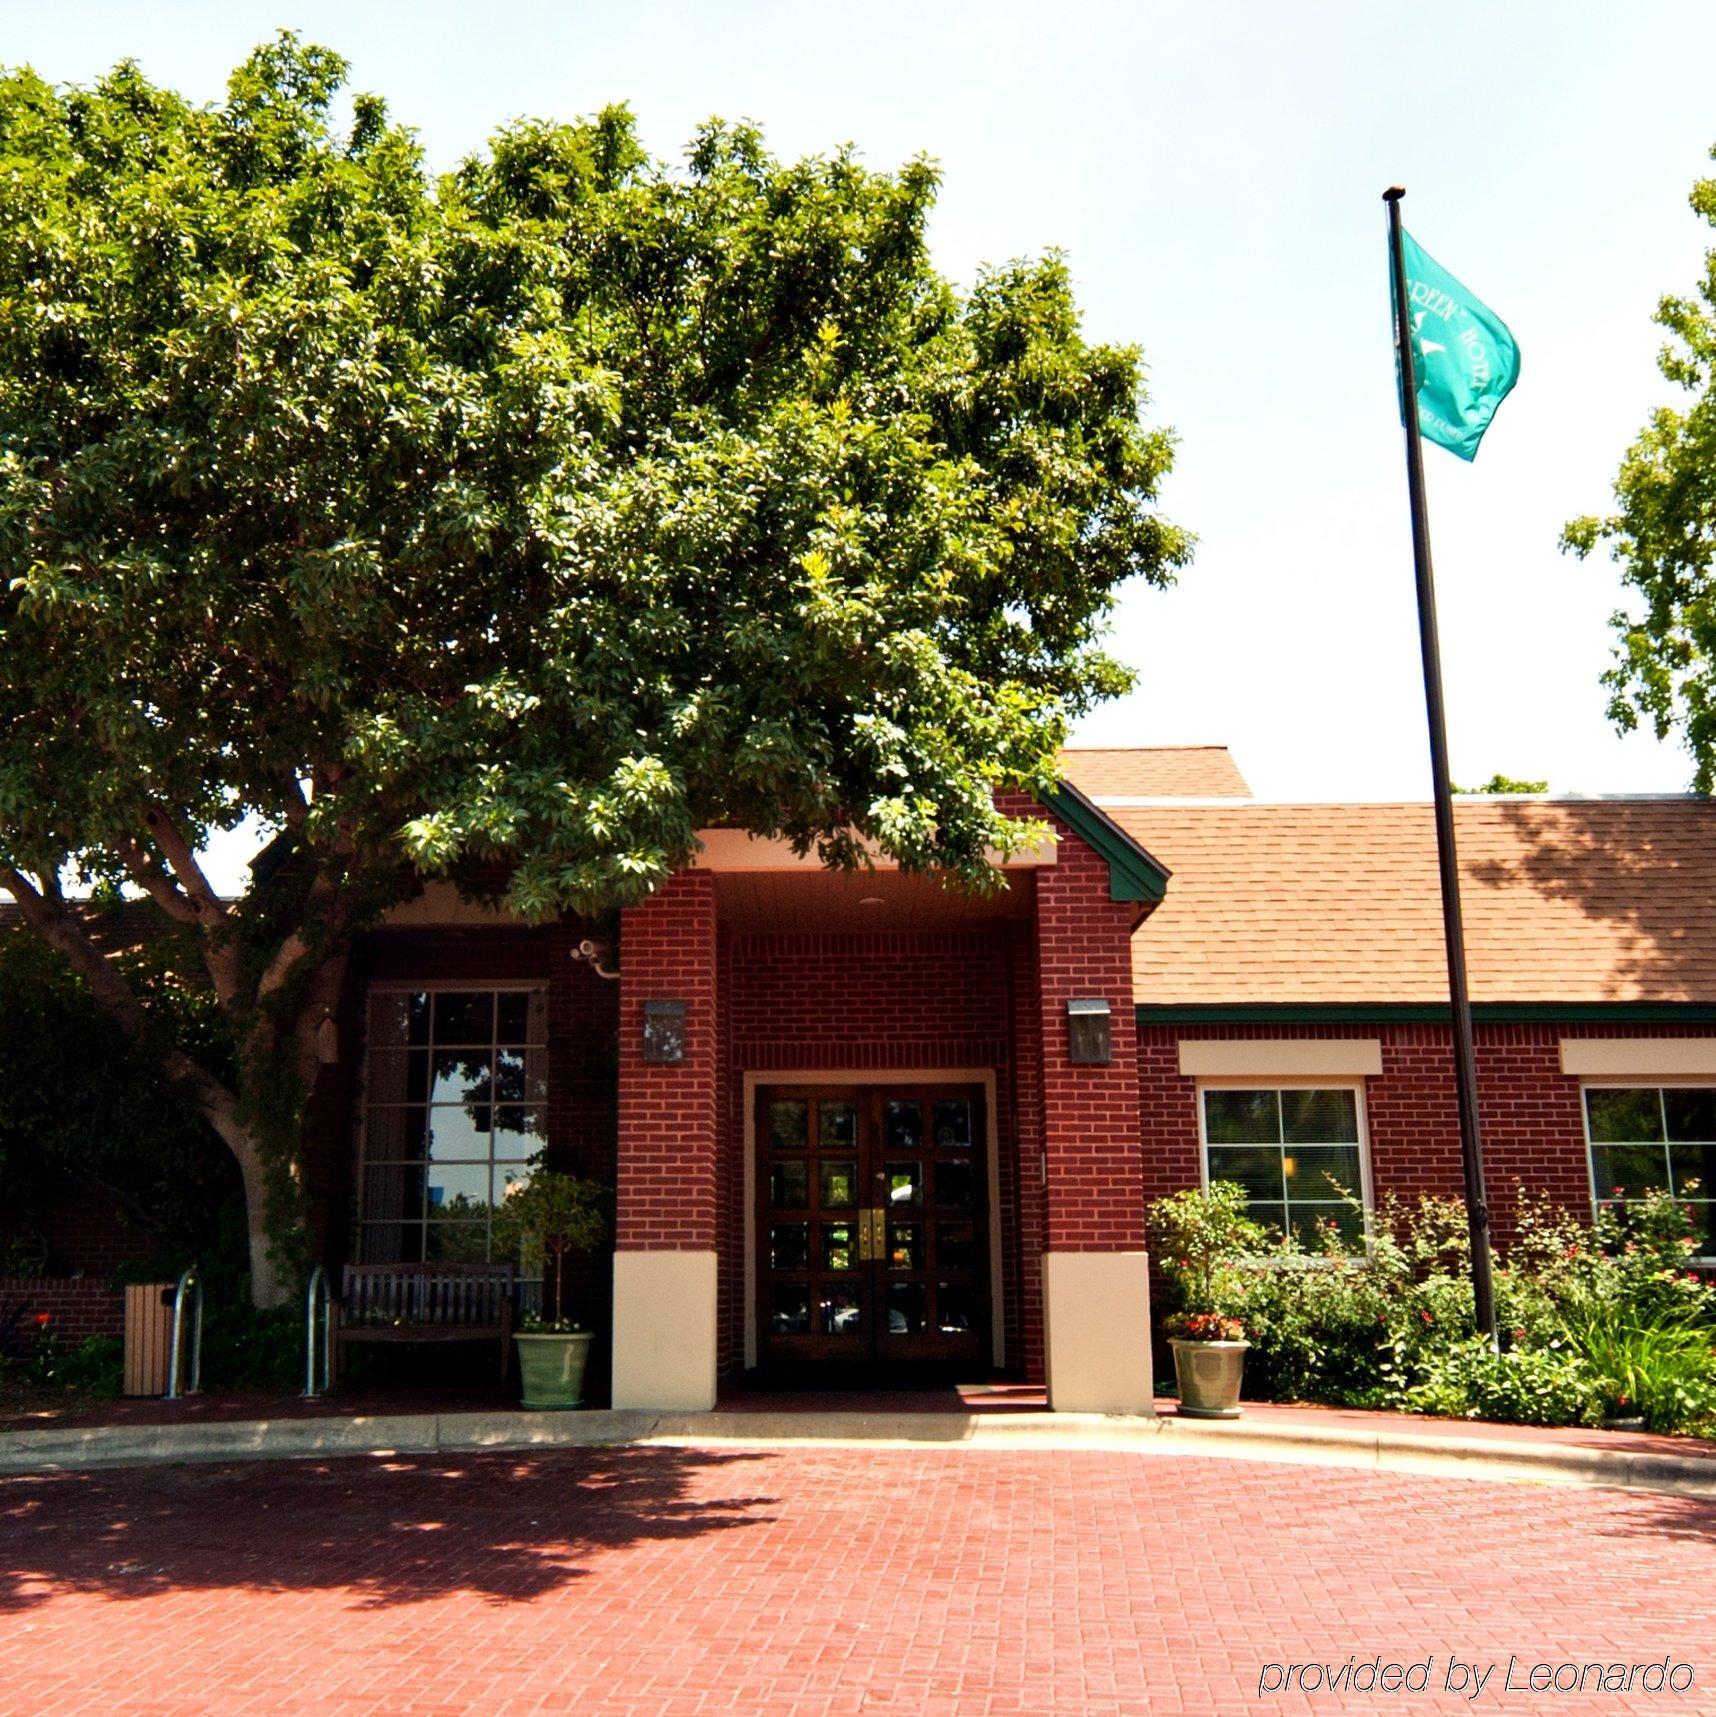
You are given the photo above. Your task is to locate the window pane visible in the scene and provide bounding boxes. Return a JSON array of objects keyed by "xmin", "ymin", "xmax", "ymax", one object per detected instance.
[
  {"xmin": 427, "ymin": 1160, "xmax": 492, "ymax": 1219},
  {"xmin": 769, "ymin": 1224, "xmax": 808, "ymax": 1272},
  {"xmin": 1288, "ymin": 1202, "xmax": 1363, "ymax": 1248},
  {"xmin": 885, "ymin": 1163, "xmax": 922, "ymax": 1206},
  {"xmin": 1206, "ymin": 1145, "xmax": 1283, "ymax": 1200},
  {"xmin": 771, "ymin": 1285, "xmax": 810, "ymax": 1334},
  {"xmin": 818, "ymin": 1101, "xmax": 857, "ymax": 1149},
  {"xmin": 427, "ymin": 1107, "xmax": 490, "ymax": 1161},
  {"xmin": 429, "ymin": 1049, "xmax": 490, "ymax": 1109},
  {"xmin": 769, "ymin": 1100, "xmax": 808, "ymax": 1150},
  {"xmin": 363, "ymin": 1162, "xmax": 424, "ymax": 1224},
  {"xmin": 821, "ymin": 1287, "xmax": 861, "ymax": 1335},
  {"xmin": 933, "ymin": 1100, "xmax": 973, "ymax": 1149},
  {"xmin": 936, "ymin": 1222, "xmax": 978, "ymax": 1271},
  {"xmin": 887, "ymin": 1223, "xmax": 920, "ymax": 1271},
  {"xmin": 770, "ymin": 1160, "xmax": 809, "ymax": 1210},
  {"xmin": 492, "ymin": 1160, "xmax": 532, "ymax": 1204},
  {"xmin": 434, "ymin": 991, "xmax": 494, "ymax": 1045},
  {"xmin": 936, "ymin": 1282, "xmax": 977, "ymax": 1335},
  {"xmin": 425, "ymin": 1222, "xmax": 489, "ymax": 1263},
  {"xmin": 1590, "ymin": 1144, "xmax": 1672, "ymax": 1199},
  {"xmin": 369, "ymin": 992, "xmax": 430, "ymax": 1049},
  {"xmin": 822, "ymin": 1223, "xmax": 857, "ymax": 1272},
  {"xmin": 492, "ymin": 1106, "xmax": 547, "ymax": 1160},
  {"xmin": 884, "ymin": 1101, "xmax": 922, "ymax": 1152},
  {"xmin": 1281, "ymin": 1088, "xmax": 1358, "ymax": 1144},
  {"xmin": 1247, "ymin": 1201, "xmax": 1287, "ymax": 1240},
  {"xmin": 1663, "ymin": 1089, "xmax": 1716, "ymax": 1141},
  {"xmin": 1586, "ymin": 1088, "xmax": 1663, "ymax": 1143},
  {"xmin": 885, "ymin": 1282, "xmax": 925, "ymax": 1335},
  {"xmin": 496, "ymin": 989, "xmax": 546, "ymax": 1044},
  {"xmin": 493, "ymin": 1046, "xmax": 547, "ymax": 1107},
  {"xmin": 1669, "ymin": 1141, "xmax": 1716, "ymax": 1195},
  {"xmin": 935, "ymin": 1159, "xmax": 976, "ymax": 1210},
  {"xmin": 365, "ymin": 1106, "xmax": 427, "ymax": 1163},
  {"xmin": 360, "ymin": 1222, "xmax": 421, "ymax": 1264},
  {"xmin": 1283, "ymin": 1144, "xmax": 1362, "ymax": 1202},
  {"xmin": 366, "ymin": 1049, "xmax": 428, "ymax": 1106},
  {"xmin": 820, "ymin": 1161, "xmax": 858, "ymax": 1208},
  {"xmin": 1204, "ymin": 1090, "xmax": 1279, "ymax": 1144}
]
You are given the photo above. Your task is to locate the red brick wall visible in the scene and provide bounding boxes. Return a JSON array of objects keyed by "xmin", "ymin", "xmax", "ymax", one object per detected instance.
[
  {"xmin": 0, "ymin": 1278, "xmax": 124, "ymax": 1348},
  {"xmin": 1032, "ymin": 826, "xmax": 1145, "ymax": 1253},
  {"xmin": 719, "ymin": 925, "xmax": 1019, "ymax": 1379},
  {"xmin": 616, "ymin": 871, "xmax": 719, "ymax": 1252},
  {"xmin": 1137, "ymin": 1019, "xmax": 1716, "ymax": 1245}
]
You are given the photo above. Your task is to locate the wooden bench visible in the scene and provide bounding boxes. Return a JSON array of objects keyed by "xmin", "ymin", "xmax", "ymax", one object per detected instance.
[{"xmin": 336, "ymin": 1263, "xmax": 514, "ymax": 1382}]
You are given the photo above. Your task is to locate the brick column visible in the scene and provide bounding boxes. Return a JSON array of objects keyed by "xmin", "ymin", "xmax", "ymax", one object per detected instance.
[
  {"xmin": 1033, "ymin": 834, "xmax": 1153, "ymax": 1413},
  {"xmin": 610, "ymin": 869, "xmax": 720, "ymax": 1409}
]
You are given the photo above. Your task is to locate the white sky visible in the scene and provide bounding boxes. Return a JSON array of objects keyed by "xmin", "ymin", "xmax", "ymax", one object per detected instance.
[{"xmin": 14, "ymin": 2, "xmax": 1716, "ymax": 891}]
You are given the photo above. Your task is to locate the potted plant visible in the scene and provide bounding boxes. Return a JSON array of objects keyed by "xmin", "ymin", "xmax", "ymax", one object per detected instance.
[
  {"xmin": 495, "ymin": 1170, "xmax": 607, "ymax": 1409},
  {"xmin": 1148, "ymin": 1183, "xmax": 1264, "ymax": 1419}
]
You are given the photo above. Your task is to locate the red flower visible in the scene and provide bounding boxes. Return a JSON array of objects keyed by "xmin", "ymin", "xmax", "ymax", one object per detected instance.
[{"xmin": 32, "ymin": 1312, "xmax": 50, "ymax": 1327}]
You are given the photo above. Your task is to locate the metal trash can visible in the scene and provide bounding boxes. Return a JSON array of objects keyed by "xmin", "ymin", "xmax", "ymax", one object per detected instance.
[{"xmin": 123, "ymin": 1283, "xmax": 174, "ymax": 1396}]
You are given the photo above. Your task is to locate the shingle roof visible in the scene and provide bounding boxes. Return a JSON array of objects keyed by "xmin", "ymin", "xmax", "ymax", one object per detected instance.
[
  {"xmin": 0, "ymin": 898, "xmax": 177, "ymax": 953},
  {"xmin": 1059, "ymin": 746, "xmax": 1251, "ymax": 800},
  {"xmin": 1118, "ymin": 798, "xmax": 1716, "ymax": 1006}
]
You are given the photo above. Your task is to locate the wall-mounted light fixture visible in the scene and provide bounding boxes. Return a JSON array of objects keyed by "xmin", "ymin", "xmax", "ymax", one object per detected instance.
[
  {"xmin": 1066, "ymin": 997, "xmax": 1112, "ymax": 1065},
  {"xmin": 642, "ymin": 999, "xmax": 687, "ymax": 1064}
]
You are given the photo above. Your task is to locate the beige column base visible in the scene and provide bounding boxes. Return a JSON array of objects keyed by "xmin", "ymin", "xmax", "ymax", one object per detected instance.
[
  {"xmin": 1042, "ymin": 1250, "xmax": 1154, "ymax": 1414},
  {"xmin": 610, "ymin": 1249, "xmax": 719, "ymax": 1411}
]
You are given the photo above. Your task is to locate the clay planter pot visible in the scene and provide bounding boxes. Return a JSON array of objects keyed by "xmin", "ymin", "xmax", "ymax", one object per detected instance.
[
  {"xmin": 1169, "ymin": 1337, "xmax": 1250, "ymax": 1418},
  {"xmin": 514, "ymin": 1330, "xmax": 594, "ymax": 1410}
]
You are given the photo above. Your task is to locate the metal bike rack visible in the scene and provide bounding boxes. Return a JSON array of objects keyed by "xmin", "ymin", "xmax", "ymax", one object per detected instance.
[
  {"xmin": 304, "ymin": 1264, "xmax": 332, "ymax": 1398},
  {"xmin": 165, "ymin": 1264, "xmax": 203, "ymax": 1400}
]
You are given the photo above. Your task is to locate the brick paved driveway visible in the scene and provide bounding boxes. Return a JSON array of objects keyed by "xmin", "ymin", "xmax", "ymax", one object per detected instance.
[{"xmin": 0, "ymin": 1445, "xmax": 1709, "ymax": 1715}]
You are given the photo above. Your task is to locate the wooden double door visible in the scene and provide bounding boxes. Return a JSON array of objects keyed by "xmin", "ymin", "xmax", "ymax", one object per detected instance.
[{"xmin": 755, "ymin": 1083, "xmax": 992, "ymax": 1379}]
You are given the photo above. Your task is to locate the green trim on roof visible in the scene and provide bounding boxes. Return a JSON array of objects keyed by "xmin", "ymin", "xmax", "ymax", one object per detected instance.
[
  {"xmin": 1134, "ymin": 1002, "xmax": 1716, "ymax": 1026},
  {"xmin": 1038, "ymin": 782, "xmax": 1170, "ymax": 904}
]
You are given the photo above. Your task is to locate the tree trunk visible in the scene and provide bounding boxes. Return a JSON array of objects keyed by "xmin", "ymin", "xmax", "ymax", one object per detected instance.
[{"xmin": 226, "ymin": 1119, "xmax": 295, "ymax": 1309}]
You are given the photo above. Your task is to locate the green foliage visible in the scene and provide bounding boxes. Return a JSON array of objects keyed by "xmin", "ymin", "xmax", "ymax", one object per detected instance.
[
  {"xmin": 199, "ymin": 1298, "xmax": 302, "ymax": 1391},
  {"xmin": 0, "ymin": 33, "xmax": 1188, "ymax": 914},
  {"xmin": 7, "ymin": 1327, "xmax": 123, "ymax": 1396},
  {"xmin": 1147, "ymin": 1182, "xmax": 1266, "ymax": 1321},
  {"xmin": 492, "ymin": 1171, "xmax": 607, "ymax": 1328},
  {"xmin": 1453, "ymin": 774, "xmax": 1548, "ymax": 794},
  {"xmin": 1562, "ymin": 145, "xmax": 1716, "ymax": 785},
  {"xmin": 0, "ymin": 929, "xmax": 239, "ymax": 1274},
  {"xmin": 1173, "ymin": 1185, "xmax": 1716, "ymax": 1435}
]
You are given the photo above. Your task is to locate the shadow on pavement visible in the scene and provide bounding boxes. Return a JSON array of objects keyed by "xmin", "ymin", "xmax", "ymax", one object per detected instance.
[{"xmin": 0, "ymin": 1444, "xmax": 776, "ymax": 1611}]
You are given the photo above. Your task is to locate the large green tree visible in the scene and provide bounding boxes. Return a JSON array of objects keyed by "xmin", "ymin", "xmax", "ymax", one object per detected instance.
[
  {"xmin": 0, "ymin": 37, "xmax": 1188, "ymax": 1303},
  {"xmin": 1564, "ymin": 146, "xmax": 1716, "ymax": 783}
]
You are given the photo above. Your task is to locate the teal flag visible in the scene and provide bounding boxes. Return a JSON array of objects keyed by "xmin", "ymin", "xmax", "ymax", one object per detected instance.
[{"xmin": 1398, "ymin": 230, "xmax": 1520, "ymax": 460}]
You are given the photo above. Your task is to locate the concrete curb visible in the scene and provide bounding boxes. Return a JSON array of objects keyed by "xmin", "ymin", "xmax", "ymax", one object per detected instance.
[{"xmin": 3, "ymin": 1406, "xmax": 1713, "ymax": 1498}]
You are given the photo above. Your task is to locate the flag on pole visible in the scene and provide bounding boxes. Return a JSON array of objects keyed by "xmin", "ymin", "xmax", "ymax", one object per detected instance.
[{"xmin": 1397, "ymin": 231, "xmax": 1520, "ymax": 461}]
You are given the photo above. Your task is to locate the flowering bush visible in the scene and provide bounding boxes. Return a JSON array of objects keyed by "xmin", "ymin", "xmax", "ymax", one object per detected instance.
[
  {"xmin": 1163, "ymin": 1312, "xmax": 1245, "ymax": 1343},
  {"xmin": 1152, "ymin": 1182, "xmax": 1716, "ymax": 1436}
]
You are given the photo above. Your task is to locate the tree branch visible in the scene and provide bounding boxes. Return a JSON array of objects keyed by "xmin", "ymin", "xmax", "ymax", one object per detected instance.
[
  {"xmin": 141, "ymin": 805, "xmax": 228, "ymax": 923},
  {"xmin": 115, "ymin": 836, "xmax": 203, "ymax": 926}
]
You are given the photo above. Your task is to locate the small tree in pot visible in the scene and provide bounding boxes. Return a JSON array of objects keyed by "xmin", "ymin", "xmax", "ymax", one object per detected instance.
[
  {"xmin": 494, "ymin": 1171, "xmax": 607, "ymax": 1409},
  {"xmin": 1149, "ymin": 1182, "xmax": 1265, "ymax": 1418}
]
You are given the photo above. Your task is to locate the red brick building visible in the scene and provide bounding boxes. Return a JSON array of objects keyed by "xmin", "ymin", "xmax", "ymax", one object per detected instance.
[{"xmin": 12, "ymin": 747, "xmax": 1716, "ymax": 1407}]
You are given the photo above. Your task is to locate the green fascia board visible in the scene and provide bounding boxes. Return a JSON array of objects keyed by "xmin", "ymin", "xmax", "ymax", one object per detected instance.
[
  {"xmin": 1037, "ymin": 781, "xmax": 1170, "ymax": 904},
  {"xmin": 1134, "ymin": 1001, "xmax": 1716, "ymax": 1026}
]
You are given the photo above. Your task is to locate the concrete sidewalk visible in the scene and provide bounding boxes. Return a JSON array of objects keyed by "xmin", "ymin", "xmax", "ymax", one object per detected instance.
[{"xmin": 5, "ymin": 1399, "xmax": 1716, "ymax": 1497}]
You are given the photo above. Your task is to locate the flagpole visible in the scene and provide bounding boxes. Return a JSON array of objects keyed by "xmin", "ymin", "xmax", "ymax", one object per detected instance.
[{"xmin": 1383, "ymin": 186, "xmax": 1499, "ymax": 1347}]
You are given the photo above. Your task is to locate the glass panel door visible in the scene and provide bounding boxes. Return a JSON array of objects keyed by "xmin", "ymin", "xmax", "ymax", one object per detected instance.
[{"xmin": 756, "ymin": 1084, "xmax": 990, "ymax": 1377}]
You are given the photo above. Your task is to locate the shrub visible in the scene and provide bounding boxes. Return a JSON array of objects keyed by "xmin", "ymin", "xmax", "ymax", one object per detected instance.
[
  {"xmin": 1163, "ymin": 1312, "xmax": 1245, "ymax": 1342},
  {"xmin": 1150, "ymin": 1181, "xmax": 1716, "ymax": 1436}
]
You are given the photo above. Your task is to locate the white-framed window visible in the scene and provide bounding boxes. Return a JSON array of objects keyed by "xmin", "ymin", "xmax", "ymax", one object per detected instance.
[
  {"xmin": 357, "ymin": 984, "xmax": 548, "ymax": 1263},
  {"xmin": 1581, "ymin": 1085, "xmax": 1716, "ymax": 1261},
  {"xmin": 1197, "ymin": 1083, "xmax": 1371, "ymax": 1247}
]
